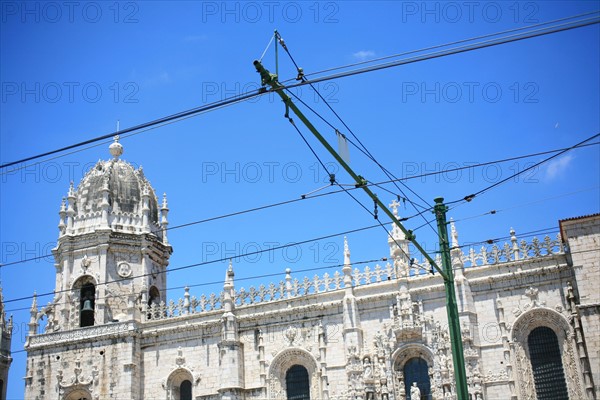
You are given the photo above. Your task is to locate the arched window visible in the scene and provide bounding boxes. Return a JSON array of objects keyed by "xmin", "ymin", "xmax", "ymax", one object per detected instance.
[
  {"xmin": 286, "ymin": 364, "xmax": 310, "ymax": 400},
  {"xmin": 147, "ymin": 286, "xmax": 161, "ymax": 320},
  {"xmin": 180, "ymin": 380, "xmax": 192, "ymax": 400},
  {"xmin": 403, "ymin": 357, "xmax": 430, "ymax": 400},
  {"xmin": 148, "ymin": 286, "xmax": 160, "ymax": 306},
  {"xmin": 79, "ymin": 282, "xmax": 95, "ymax": 327},
  {"xmin": 528, "ymin": 326, "xmax": 569, "ymax": 399}
]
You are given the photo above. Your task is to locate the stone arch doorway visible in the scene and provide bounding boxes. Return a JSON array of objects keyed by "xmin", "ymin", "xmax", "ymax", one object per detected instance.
[
  {"xmin": 165, "ymin": 368, "xmax": 194, "ymax": 400},
  {"xmin": 391, "ymin": 344, "xmax": 434, "ymax": 399}
]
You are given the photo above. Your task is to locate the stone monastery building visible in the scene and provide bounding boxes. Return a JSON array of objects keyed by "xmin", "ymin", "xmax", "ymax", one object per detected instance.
[{"xmin": 22, "ymin": 139, "xmax": 599, "ymax": 400}]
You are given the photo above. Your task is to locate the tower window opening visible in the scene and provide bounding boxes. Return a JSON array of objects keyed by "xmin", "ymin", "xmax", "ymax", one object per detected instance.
[{"xmin": 80, "ymin": 283, "xmax": 95, "ymax": 327}]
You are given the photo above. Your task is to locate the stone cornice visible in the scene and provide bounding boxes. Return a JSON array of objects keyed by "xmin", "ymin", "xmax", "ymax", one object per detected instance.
[{"xmin": 26, "ymin": 321, "xmax": 136, "ymax": 350}]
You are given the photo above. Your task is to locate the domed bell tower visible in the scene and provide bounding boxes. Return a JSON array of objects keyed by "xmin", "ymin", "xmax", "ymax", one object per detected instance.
[{"xmin": 47, "ymin": 137, "xmax": 172, "ymax": 331}]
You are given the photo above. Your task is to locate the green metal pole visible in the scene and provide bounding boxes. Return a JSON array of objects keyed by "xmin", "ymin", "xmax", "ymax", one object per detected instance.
[
  {"xmin": 434, "ymin": 197, "xmax": 469, "ymax": 399},
  {"xmin": 253, "ymin": 59, "xmax": 448, "ymax": 281},
  {"xmin": 254, "ymin": 58, "xmax": 468, "ymax": 397}
]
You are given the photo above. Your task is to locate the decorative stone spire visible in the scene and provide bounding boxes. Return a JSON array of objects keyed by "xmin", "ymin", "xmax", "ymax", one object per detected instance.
[
  {"xmin": 100, "ymin": 177, "xmax": 110, "ymax": 229},
  {"xmin": 141, "ymin": 184, "xmax": 151, "ymax": 233},
  {"xmin": 388, "ymin": 199, "xmax": 405, "ymax": 242},
  {"xmin": 109, "ymin": 135, "xmax": 123, "ymax": 159},
  {"xmin": 388, "ymin": 200, "xmax": 410, "ymax": 276},
  {"xmin": 510, "ymin": 228, "xmax": 520, "ymax": 262},
  {"xmin": 450, "ymin": 218, "xmax": 465, "ymax": 277},
  {"xmin": 344, "ymin": 236, "xmax": 351, "ymax": 267},
  {"xmin": 28, "ymin": 292, "xmax": 38, "ymax": 335},
  {"xmin": 450, "ymin": 218, "xmax": 459, "ymax": 248},
  {"xmin": 342, "ymin": 237, "xmax": 353, "ymax": 288},
  {"xmin": 58, "ymin": 198, "xmax": 67, "ymax": 236},
  {"xmin": 160, "ymin": 193, "xmax": 169, "ymax": 245},
  {"xmin": 340, "ymin": 237, "xmax": 362, "ymax": 356},
  {"xmin": 66, "ymin": 182, "xmax": 76, "ymax": 234},
  {"xmin": 0, "ymin": 287, "xmax": 5, "ymax": 326},
  {"xmin": 223, "ymin": 260, "xmax": 235, "ymax": 312}
]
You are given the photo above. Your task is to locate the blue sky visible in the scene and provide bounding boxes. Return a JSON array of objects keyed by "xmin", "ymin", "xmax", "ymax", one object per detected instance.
[{"xmin": 1, "ymin": 1, "xmax": 599, "ymax": 398}]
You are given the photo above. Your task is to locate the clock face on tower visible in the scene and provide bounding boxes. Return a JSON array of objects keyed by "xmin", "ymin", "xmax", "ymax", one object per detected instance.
[{"xmin": 117, "ymin": 262, "xmax": 132, "ymax": 278}]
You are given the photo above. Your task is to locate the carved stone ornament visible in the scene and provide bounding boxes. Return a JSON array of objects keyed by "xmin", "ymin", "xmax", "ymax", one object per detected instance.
[
  {"xmin": 284, "ymin": 325, "xmax": 297, "ymax": 346},
  {"xmin": 81, "ymin": 255, "xmax": 92, "ymax": 271},
  {"xmin": 117, "ymin": 261, "xmax": 132, "ymax": 278},
  {"xmin": 57, "ymin": 360, "xmax": 99, "ymax": 399}
]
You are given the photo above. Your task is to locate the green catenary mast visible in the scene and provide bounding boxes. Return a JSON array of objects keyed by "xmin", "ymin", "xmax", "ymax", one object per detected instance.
[{"xmin": 253, "ymin": 59, "xmax": 469, "ymax": 399}]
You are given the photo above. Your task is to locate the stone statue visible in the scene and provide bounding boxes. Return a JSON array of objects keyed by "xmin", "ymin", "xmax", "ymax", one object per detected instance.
[
  {"xmin": 410, "ymin": 382, "xmax": 421, "ymax": 400},
  {"xmin": 363, "ymin": 357, "xmax": 373, "ymax": 379}
]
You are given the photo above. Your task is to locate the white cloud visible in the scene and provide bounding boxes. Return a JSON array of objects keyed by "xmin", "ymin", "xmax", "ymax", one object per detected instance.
[
  {"xmin": 545, "ymin": 154, "xmax": 574, "ymax": 180},
  {"xmin": 353, "ymin": 50, "xmax": 375, "ymax": 60}
]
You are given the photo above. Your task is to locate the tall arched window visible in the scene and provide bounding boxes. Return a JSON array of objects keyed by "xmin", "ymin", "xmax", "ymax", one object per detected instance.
[
  {"xmin": 286, "ymin": 364, "xmax": 310, "ymax": 400},
  {"xmin": 528, "ymin": 326, "xmax": 569, "ymax": 399},
  {"xmin": 403, "ymin": 357, "xmax": 430, "ymax": 400},
  {"xmin": 147, "ymin": 286, "xmax": 161, "ymax": 320},
  {"xmin": 180, "ymin": 380, "xmax": 192, "ymax": 400},
  {"xmin": 148, "ymin": 286, "xmax": 160, "ymax": 306},
  {"xmin": 79, "ymin": 283, "xmax": 95, "ymax": 327}
]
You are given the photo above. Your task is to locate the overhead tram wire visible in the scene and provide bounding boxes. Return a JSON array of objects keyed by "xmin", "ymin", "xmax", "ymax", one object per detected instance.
[
  {"xmin": 277, "ymin": 15, "xmax": 600, "ymax": 93},
  {"xmin": 276, "ymin": 30, "xmax": 435, "ymax": 209},
  {"xmin": 2, "ymin": 223, "xmax": 383, "ymax": 305},
  {"xmin": 0, "ymin": 99, "xmax": 255, "ymax": 176},
  {"xmin": 448, "ymin": 186, "xmax": 600, "ymax": 225},
  {"xmin": 2, "ymin": 14, "xmax": 598, "ymax": 170},
  {"xmin": 446, "ymin": 133, "xmax": 600, "ymax": 207},
  {"xmin": 280, "ymin": 10, "xmax": 600, "ymax": 85},
  {"xmin": 283, "ymin": 88, "xmax": 438, "ymax": 237},
  {"xmin": 1, "ymin": 142, "xmax": 598, "ymax": 268},
  {"xmin": 0, "ymin": 91, "xmax": 261, "ymax": 169},
  {"xmin": 284, "ymin": 104, "xmax": 433, "ymax": 274},
  {"xmin": 5, "ymin": 256, "xmax": 386, "ymax": 314},
  {"xmin": 12, "ymin": 242, "xmax": 600, "ymax": 316},
  {"xmin": 283, "ymin": 89, "xmax": 429, "ymax": 210}
]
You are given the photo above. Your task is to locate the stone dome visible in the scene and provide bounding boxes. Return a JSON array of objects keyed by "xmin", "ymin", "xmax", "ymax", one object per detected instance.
[{"xmin": 59, "ymin": 137, "xmax": 167, "ymax": 238}]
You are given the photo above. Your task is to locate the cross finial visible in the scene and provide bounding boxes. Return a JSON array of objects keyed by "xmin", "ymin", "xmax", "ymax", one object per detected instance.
[{"xmin": 389, "ymin": 199, "xmax": 400, "ymax": 217}]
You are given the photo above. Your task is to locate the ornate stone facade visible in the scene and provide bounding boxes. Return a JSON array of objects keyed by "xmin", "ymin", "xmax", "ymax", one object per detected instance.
[{"xmin": 24, "ymin": 141, "xmax": 599, "ymax": 399}]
